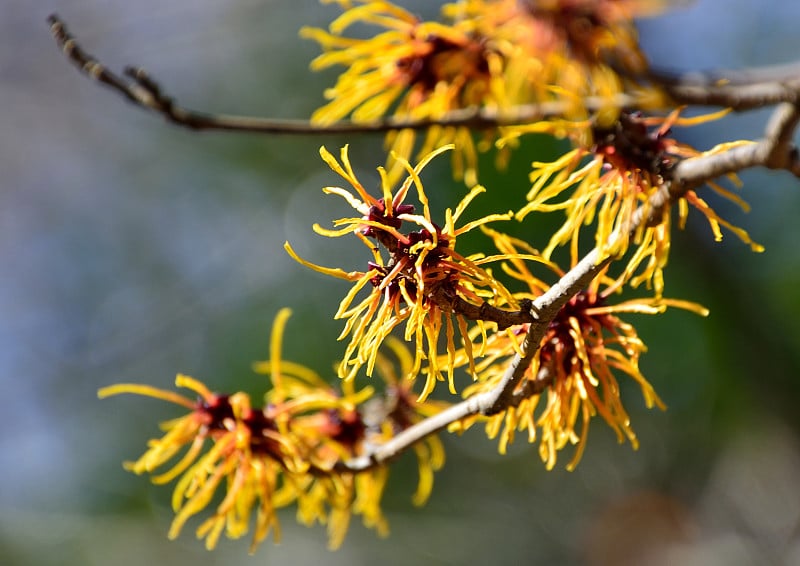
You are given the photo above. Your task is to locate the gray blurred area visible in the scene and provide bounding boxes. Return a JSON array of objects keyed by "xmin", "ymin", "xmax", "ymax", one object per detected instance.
[{"xmin": 2, "ymin": 1, "xmax": 800, "ymax": 564}]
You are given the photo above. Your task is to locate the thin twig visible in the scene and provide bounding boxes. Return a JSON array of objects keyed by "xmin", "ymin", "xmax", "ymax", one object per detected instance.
[
  {"xmin": 644, "ymin": 64, "xmax": 800, "ymax": 109},
  {"xmin": 48, "ymin": 14, "xmax": 629, "ymax": 133},
  {"xmin": 432, "ymin": 286, "xmax": 537, "ymax": 330},
  {"xmin": 336, "ymin": 365, "xmax": 556, "ymax": 472},
  {"xmin": 672, "ymin": 102, "xmax": 800, "ymax": 187},
  {"xmin": 50, "ymin": 14, "xmax": 800, "ymax": 137}
]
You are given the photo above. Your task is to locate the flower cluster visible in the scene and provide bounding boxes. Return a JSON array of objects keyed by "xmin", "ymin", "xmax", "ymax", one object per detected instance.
[
  {"xmin": 515, "ymin": 110, "xmax": 762, "ymax": 298},
  {"xmin": 286, "ymin": 144, "xmax": 517, "ymax": 398},
  {"xmin": 450, "ymin": 228, "xmax": 707, "ymax": 469},
  {"xmin": 302, "ymin": 1, "xmax": 504, "ymax": 185},
  {"xmin": 99, "ymin": 309, "xmax": 445, "ymax": 551}
]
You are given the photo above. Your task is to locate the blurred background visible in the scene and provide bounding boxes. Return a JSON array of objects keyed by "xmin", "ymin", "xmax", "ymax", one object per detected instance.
[{"xmin": 3, "ymin": 1, "xmax": 800, "ymax": 564}]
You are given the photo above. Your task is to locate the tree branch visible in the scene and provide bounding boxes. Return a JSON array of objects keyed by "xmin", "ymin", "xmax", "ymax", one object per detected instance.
[
  {"xmin": 50, "ymin": 14, "xmax": 800, "ymax": 137},
  {"xmin": 431, "ymin": 290, "xmax": 536, "ymax": 330},
  {"xmin": 336, "ymin": 365, "xmax": 556, "ymax": 472},
  {"xmin": 672, "ymin": 102, "xmax": 800, "ymax": 188},
  {"xmin": 647, "ymin": 65, "xmax": 800, "ymax": 110},
  {"xmin": 48, "ymin": 14, "xmax": 632, "ymax": 134},
  {"xmin": 336, "ymin": 101, "xmax": 800, "ymax": 473}
]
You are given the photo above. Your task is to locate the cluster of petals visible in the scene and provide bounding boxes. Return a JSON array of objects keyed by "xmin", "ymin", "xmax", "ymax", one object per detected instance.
[
  {"xmin": 515, "ymin": 110, "xmax": 762, "ymax": 298},
  {"xmin": 449, "ymin": 228, "xmax": 708, "ymax": 470},
  {"xmin": 286, "ymin": 144, "xmax": 517, "ymax": 399},
  {"xmin": 99, "ymin": 309, "xmax": 444, "ymax": 551},
  {"xmin": 302, "ymin": 0, "xmax": 503, "ymax": 185}
]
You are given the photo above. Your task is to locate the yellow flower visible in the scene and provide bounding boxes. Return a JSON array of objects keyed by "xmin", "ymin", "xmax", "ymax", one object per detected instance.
[
  {"xmin": 99, "ymin": 377, "xmax": 302, "ymax": 551},
  {"xmin": 285, "ymin": 144, "xmax": 516, "ymax": 398},
  {"xmin": 450, "ymin": 228, "xmax": 708, "ymax": 470},
  {"xmin": 515, "ymin": 110, "xmax": 762, "ymax": 298},
  {"xmin": 101, "ymin": 308, "xmax": 448, "ymax": 551},
  {"xmin": 252, "ymin": 308, "xmax": 385, "ymax": 549},
  {"xmin": 512, "ymin": 0, "xmax": 664, "ymax": 69},
  {"xmin": 302, "ymin": 0, "xmax": 508, "ymax": 185},
  {"xmin": 273, "ymin": 337, "xmax": 449, "ymax": 549}
]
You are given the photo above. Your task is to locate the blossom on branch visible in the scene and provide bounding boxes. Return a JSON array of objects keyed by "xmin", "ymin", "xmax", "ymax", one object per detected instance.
[
  {"xmin": 98, "ymin": 376, "xmax": 304, "ymax": 551},
  {"xmin": 99, "ymin": 309, "xmax": 448, "ymax": 551},
  {"xmin": 450, "ymin": 228, "xmax": 708, "ymax": 470},
  {"xmin": 508, "ymin": 0, "xmax": 663, "ymax": 68},
  {"xmin": 286, "ymin": 144, "xmax": 517, "ymax": 398},
  {"xmin": 302, "ymin": 0, "xmax": 507, "ymax": 185},
  {"xmin": 515, "ymin": 110, "xmax": 763, "ymax": 297}
]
